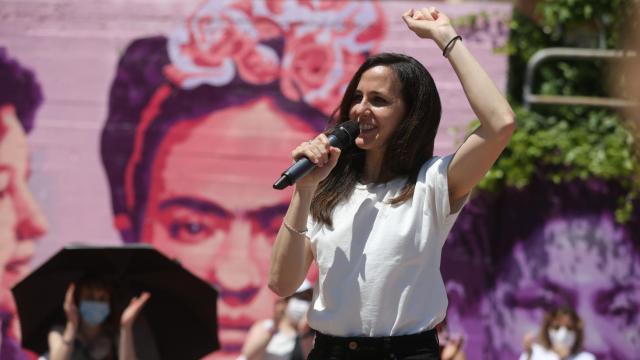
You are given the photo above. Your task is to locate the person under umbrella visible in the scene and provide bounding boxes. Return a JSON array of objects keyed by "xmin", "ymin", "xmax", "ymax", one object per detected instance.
[
  {"xmin": 13, "ymin": 245, "xmax": 219, "ymax": 360},
  {"xmin": 44, "ymin": 275, "xmax": 150, "ymax": 360}
]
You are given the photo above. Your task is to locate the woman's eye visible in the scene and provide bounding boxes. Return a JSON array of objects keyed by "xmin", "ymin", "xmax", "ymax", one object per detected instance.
[
  {"xmin": 250, "ymin": 215, "xmax": 283, "ymax": 240},
  {"xmin": 372, "ymin": 97, "xmax": 387, "ymax": 105},
  {"xmin": 608, "ymin": 295, "xmax": 637, "ymax": 322},
  {"xmin": 169, "ymin": 220, "xmax": 214, "ymax": 243}
]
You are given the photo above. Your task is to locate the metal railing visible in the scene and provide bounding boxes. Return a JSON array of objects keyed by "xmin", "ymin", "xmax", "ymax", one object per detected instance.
[{"xmin": 523, "ymin": 47, "xmax": 638, "ymax": 109}]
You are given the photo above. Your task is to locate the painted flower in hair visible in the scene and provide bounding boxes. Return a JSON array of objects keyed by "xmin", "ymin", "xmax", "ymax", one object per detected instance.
[
  {"xmin": 165, "ymin": 1, "xmax": 279, "ymax": 87},
  {"xmin": 165, "ymin": 0, "xmax": 385, "ymax": 115}
]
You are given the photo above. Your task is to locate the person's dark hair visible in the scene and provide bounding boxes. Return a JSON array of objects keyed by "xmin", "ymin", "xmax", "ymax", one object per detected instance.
[
  {"xmin": 100, "ymin": 36, "xmax": 327, "ymax": 243},
  {"xmin": 0, "ymin": 47, "xmax": 43, "ymax": 133},
  {"xmin": 74, "ymin": 275, "xmax": 119, "ymax": 335},
  {"xmin": 311, "ymin": 52, "xmax": 442, "ymax": 226},
  {"xmin": 538, "ymin": 306, "xmax": 584, "ymax": 355}
]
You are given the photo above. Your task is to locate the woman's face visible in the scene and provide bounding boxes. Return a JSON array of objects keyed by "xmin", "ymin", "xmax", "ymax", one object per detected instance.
[
  {"xmin": 141, "ymin": 97, "xmax": 315, "ymax": 358},
  {"xmin": 0, "ymin": 105, "xmax": 48, "ymax": 322},
  {"xmin": 486, "ymin": 216, "xmax": 640, "ymax": 359},
  {"xmin": 350, "ymin": 65, "xmax": 405, "ymax": 156},
  {"xmin": 77, "ymin": 285, "xmax": 110, "ymax": 303}
]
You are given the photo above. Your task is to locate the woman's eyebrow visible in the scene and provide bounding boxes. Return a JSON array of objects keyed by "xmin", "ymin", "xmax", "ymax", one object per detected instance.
[
  {"xmin": 246, "ymin": 202, "xmax": 290, "ymax": 222},
  {"xmin": 159, "ymin": 196, "xmax": 232, "ymax": 218},
  {"xmin": 595, "ymin": 284, "xmax": 637, "ymax": 309},
  {"xmin": 539, "ymin": 278, "xmax": 576, "ymax": 304}
]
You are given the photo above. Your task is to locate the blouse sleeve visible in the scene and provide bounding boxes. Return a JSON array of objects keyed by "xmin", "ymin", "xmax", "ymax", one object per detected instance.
[{"xmin": 420, "ymin": 154, "xmax": 469, "ymax": 225}]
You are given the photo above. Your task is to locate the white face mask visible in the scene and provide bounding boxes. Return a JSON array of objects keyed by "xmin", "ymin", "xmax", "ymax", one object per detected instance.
[
  {"xmin": 285, "ymin": 298, "xmax": 310, "ymax": 324},
  {"xmin": 548, "ymin": 326, "xmax": 576, "ymax": 350}
]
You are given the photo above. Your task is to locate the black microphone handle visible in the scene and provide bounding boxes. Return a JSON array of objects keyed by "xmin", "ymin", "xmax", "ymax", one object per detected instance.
[{"xmin": 272, "ymin": 133, "xmax": 341, "ymax": 190}]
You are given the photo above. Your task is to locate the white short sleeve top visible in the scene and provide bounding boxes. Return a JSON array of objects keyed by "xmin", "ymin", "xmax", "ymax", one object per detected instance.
[{"xmin": 306, "ymin": 155, "xmax": 467, "ymax": 337}]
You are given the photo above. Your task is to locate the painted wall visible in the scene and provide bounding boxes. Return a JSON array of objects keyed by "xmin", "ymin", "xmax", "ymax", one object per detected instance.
[{"xmin": 11, "ymin": 1, "xmax": 637, "ymax": 360}]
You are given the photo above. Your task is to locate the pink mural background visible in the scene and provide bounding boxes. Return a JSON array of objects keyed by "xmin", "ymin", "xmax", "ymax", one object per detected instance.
[
  {"xmin": 1, "ymin": 1, "xmax": 512, "ymax": 359},
  {"xmin": 1, "ymin": 0, "xmax": 510, "ymax": 266}
]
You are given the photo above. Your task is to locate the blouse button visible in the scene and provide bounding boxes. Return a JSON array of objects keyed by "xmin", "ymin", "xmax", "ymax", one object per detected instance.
[{"xmin": 348, "ymin": 341, "xmax": 358, "ymax": 350}]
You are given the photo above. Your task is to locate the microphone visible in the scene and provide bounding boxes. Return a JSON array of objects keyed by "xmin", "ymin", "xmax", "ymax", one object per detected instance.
[{"xmin": 273, "ymin": 120, "xmax": 360, "ymax": 190}]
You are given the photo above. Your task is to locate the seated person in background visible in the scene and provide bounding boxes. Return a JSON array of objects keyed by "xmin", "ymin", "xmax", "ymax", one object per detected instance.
[
  {"xmin": 239, "ymin": 281, "xmax": 312, "ymax": 360},
  {"xmin": 289, "ymin": 311, "xmax": 314, "ymax": 360},
  {"xmin": 520, "ymin": 306, "xmax": 596, "ymax": 360},
  {"xmin": 436, "ymin": 317, "xmax": 466, "ymax": 360},
  {"xmin": 46, "ymin": 276, "xmax": 150, "ymax": 360}
]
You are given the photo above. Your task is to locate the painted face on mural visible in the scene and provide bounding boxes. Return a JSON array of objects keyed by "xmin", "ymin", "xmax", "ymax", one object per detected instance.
[
  {"xmin": 485, "ymin": 215, "xmax": 640, "ymax": 359},
  {"xmin": 140, "ymin": 97, "xmax": 315, "ymax": 357},
  {"xmin": 0, "ymin": 105, "xmax": 48, "ymax": 325}
]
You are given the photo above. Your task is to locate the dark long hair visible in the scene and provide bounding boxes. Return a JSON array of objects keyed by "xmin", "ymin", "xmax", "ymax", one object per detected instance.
[
  {"xmin": 311, "ymin": 53, "xmax": 441, "ymax": 226},
  {"xmin": 0, "ymin": 47, "xmax": 43, "ymax": 133}
]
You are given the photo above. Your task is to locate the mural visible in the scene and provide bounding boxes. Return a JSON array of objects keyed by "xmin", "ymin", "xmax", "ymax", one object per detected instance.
[
  {"xmin": 100, "ymin": 2, "xmax": 384, "ymax": 358},
  {"xmin": 0, "ymin": 48, "xmax": 48, "ymax": 360},
  {"xmin": 444, "ymin": 179, "xmax": 640, "ymax": 359},
  {"xmin": 7, "ymin": 1, "xmax": 637, "ymax": 360}
]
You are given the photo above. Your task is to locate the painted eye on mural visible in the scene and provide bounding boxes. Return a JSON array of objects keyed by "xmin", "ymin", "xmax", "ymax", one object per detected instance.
[
  {"xmin": 250, "ymin": 216, "xmax": 282, "ymax": 239},
  {"xmin": 159, "ymin": 209, "xmax": 231, "ymax": 244},
  {"xmin": 247, "ymin": 203, "xmax": 289, "ymax": 240},
  {"xmin": 604, "ymin": 290, "xmax": 638, "ymax": 325},
  {"xmin": 169, "ymin": 219, "xmax": 213, "ymax": 243}
]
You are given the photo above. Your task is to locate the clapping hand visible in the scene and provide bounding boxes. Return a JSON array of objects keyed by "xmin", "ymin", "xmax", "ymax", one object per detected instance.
[
  {"xmin": 63, "ymin": 283, "xmax": 80, "ymax": 328},
  {"xmin": 120, "ymin": 292, "xmax": 151, "ymax": 329}
]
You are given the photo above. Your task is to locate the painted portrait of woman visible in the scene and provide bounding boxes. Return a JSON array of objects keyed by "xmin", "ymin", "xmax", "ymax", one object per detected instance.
[
  {"xmin": 0, "ymin": 47, "xmax": 49, "ymax": 360},
  {"xmin": 443, "ymin": 179, "xmax": 640, "ymax": 360},
  {"xmin": 100, "ymin": 2, "xmax": 385, "ymax": 358}
]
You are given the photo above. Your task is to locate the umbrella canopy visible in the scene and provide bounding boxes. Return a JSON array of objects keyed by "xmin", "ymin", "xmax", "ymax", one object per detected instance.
[{"xmin": 12, "ymin": 244, "xmax": 219, "ymax": 360}]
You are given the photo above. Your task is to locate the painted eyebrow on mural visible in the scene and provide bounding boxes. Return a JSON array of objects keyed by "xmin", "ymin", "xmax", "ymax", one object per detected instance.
[
  {"xmin": 158, "ymin": 197, "xmax": 289, "ymax": 225},
  {"xmin": 539, "ymin": 278, "xmax": 576, "ymax": 304},
  {"xmin": 246, "ymin": 203, "xmax": 290, "ymax": 229},
  {"xmin": 596, "ymin": 284, "xmax": 638, "ymax": 314},
  {"xmin": 159, "ymin": 197, "xmax": 232, "ymax": 218}
]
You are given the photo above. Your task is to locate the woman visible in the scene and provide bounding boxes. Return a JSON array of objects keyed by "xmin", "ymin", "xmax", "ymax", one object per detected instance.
[
  {"xmin": 436, "ymin": 318, "xmax": 466, "ymax": 360},
  {"xmin": 520, "ymin": 307, "xmax": 596, "ymax": 360},
  {"xmin": 269, "ymin": 6, "xmax": 515, "ymax": 360},
  {"xmin": 239, "ymin": 282, "xmax": 312, "ymax": 360},
  {"xmin": 46, "ymin": 277, "xmax": 150, "ymax": 360}
]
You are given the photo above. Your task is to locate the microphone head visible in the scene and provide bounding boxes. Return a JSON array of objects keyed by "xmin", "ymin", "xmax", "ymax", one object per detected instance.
[{"xmin": 329, "ymin": 120, "xmax": 360, "ymax": 148}]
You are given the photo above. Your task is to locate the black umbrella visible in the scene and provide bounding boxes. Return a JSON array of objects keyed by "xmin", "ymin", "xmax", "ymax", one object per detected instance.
[{"xmin": 12, "ymin": 244, "xmax": 219, "ymax": 360}]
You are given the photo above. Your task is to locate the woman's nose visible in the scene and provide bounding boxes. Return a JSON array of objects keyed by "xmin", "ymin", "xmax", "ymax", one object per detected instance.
[
  {"xmin": 577, "ymin": 304, "xmax": 607, "ymax": 352},
  {"xmin": 213, "ymin": 219, "xmax": 260, "ymax": 288},
  {"xmin": 15, "ymin": 183, "xmax": 48, "ymax": 241},
  {"xmin": 352, "ymin": 101, "xmax": 371, "ymax": 120},
  {"xmin": 210, "ymin": 219, "xmax": 263, "ymax": 306}
]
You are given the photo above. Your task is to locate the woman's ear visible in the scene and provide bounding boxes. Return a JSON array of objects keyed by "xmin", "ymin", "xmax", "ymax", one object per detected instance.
[
  {"xmin": 113, "ymin": 213, "xmax": 136, "ymax": 242},
  {"xmin": 0, "ymin": 104, "xmax": 17, "ymax": 134}
]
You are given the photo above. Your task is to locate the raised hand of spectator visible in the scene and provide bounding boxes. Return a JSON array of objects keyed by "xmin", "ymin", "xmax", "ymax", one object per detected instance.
[
  {"xmin": 63, "ymin": 283, "xmax": 79, "ymax": 329},
  {"xmin": 120, "ymin": 292, "xmax": 151, "ymax": 329}
]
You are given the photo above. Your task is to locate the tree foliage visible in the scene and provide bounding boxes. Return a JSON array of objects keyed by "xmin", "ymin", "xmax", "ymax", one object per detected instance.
[{"xmin": 476, "ymin": 0, "xmax": 639, "ymax": 222}]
